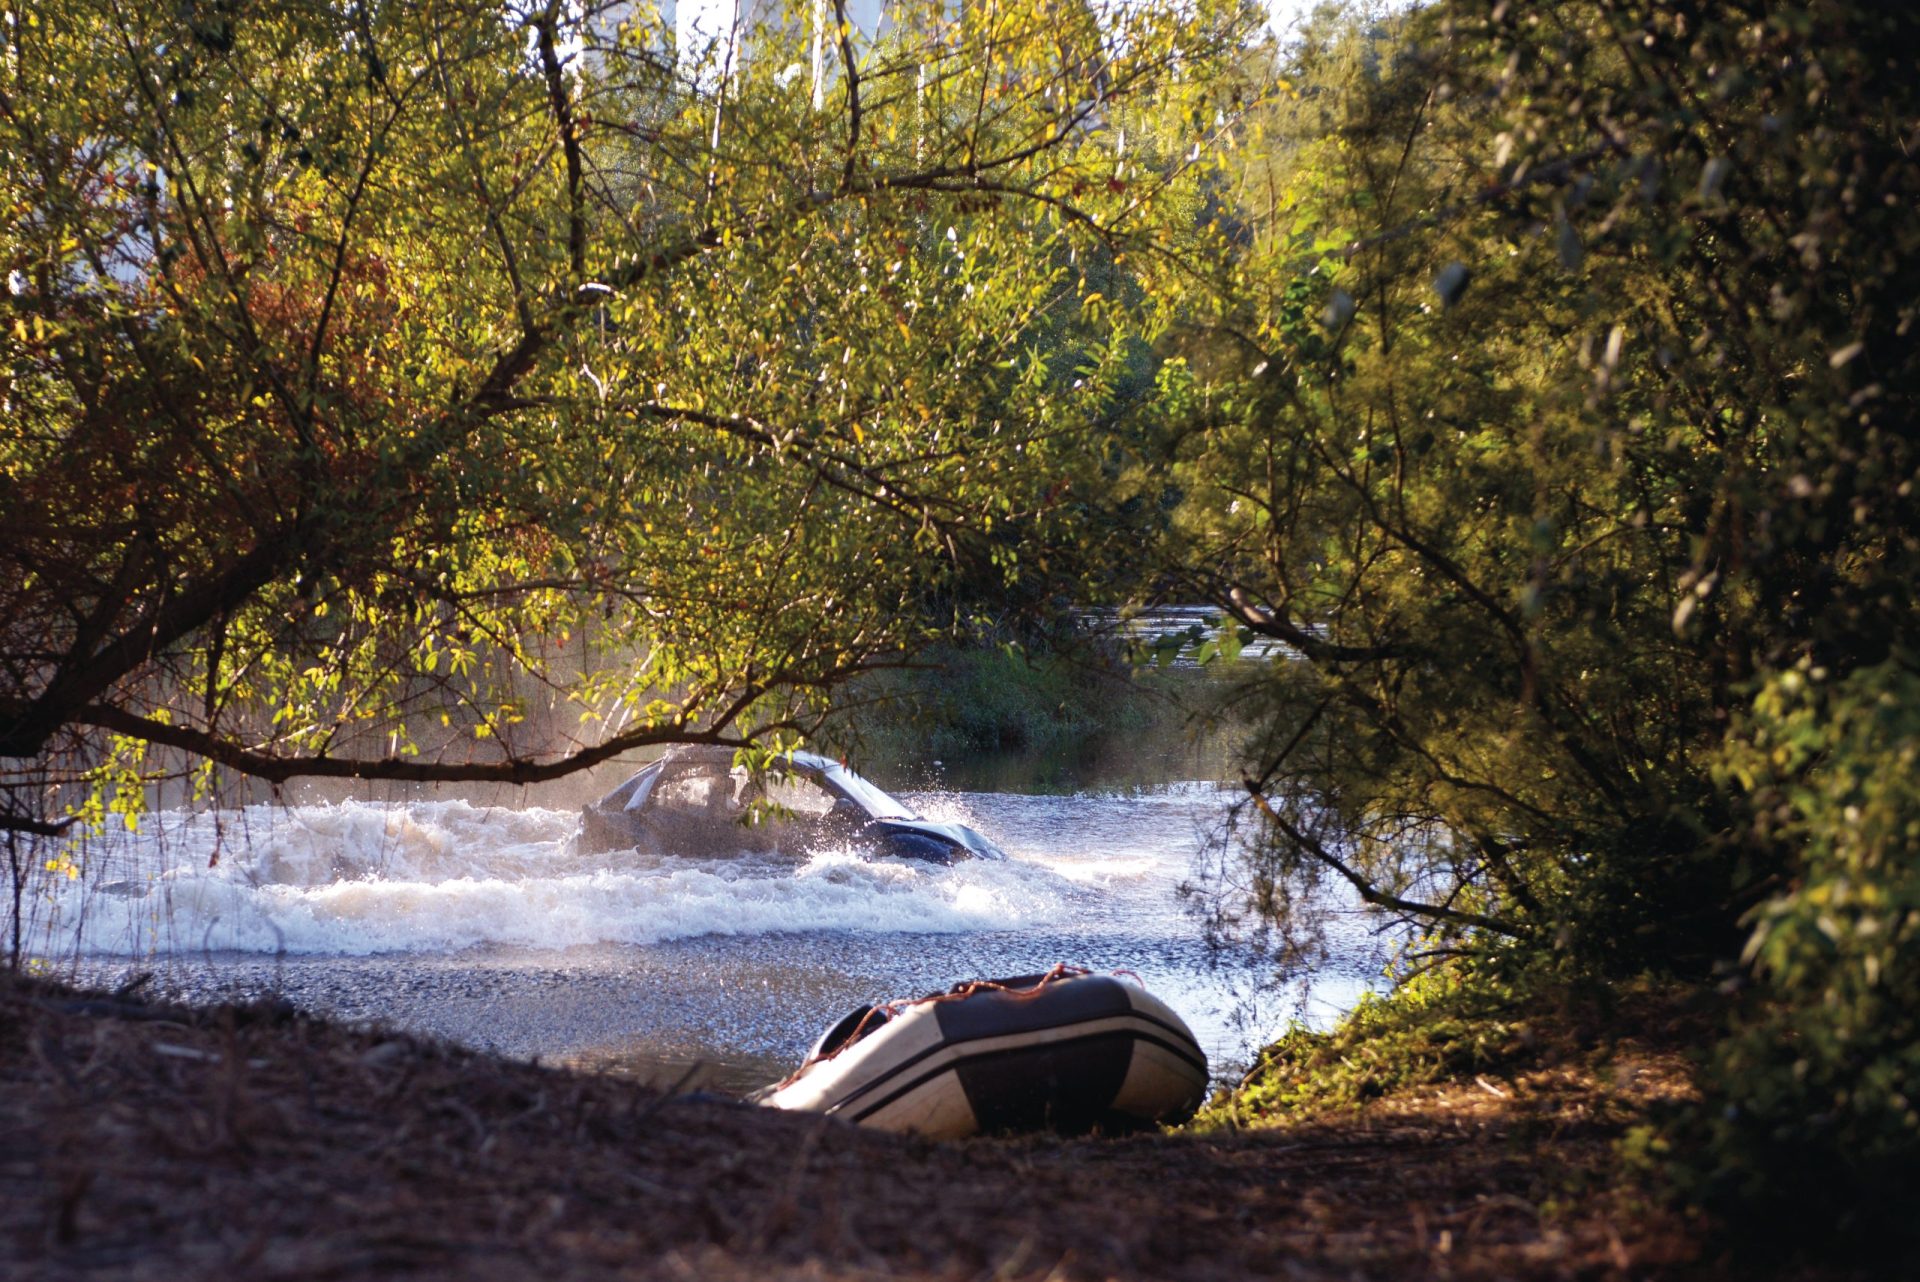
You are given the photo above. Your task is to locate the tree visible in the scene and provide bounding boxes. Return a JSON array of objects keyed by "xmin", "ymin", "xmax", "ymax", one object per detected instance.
[
  {"xmin": 1150, "ymin": 0, "xmax": 1918, "ymax": 964},
  {"xmin": 0, "ymin": 0, "xmax": 1252, "ymax": 839},
  {"xmin": 1145, "ymin": 0, "xmax": 1920, "ymax": 1227}
]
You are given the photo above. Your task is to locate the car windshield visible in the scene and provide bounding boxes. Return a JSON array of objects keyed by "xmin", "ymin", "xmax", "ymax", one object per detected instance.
[{"xmin": 820, "ymin": 765, "xmax": 915, "ymax": 821}]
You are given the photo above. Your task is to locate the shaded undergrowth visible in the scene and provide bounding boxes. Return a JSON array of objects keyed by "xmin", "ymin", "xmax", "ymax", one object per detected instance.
[{"xmin": 1203, "ymin": 968, "xmax": 1724, "ymax": 1130}]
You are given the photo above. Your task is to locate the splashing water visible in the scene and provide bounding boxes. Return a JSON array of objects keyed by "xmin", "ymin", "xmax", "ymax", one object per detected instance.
[{"xmin": 22, "ymin": 784, "xmax": 1385, "ymax": 1089}]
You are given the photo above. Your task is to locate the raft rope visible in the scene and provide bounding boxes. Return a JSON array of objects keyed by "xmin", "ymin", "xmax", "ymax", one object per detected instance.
[{"xmin": 770, "ymin": 963, "xmax": 1146, "ymax": 1091}]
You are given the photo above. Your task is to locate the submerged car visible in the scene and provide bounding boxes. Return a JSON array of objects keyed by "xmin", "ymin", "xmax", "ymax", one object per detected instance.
[{"xmin": 575, "ymin": 746, "xmax": 1006, "ymax": 865}]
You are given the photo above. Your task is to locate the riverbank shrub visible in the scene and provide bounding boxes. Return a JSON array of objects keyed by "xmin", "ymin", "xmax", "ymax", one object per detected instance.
[
  {"xmin": 1205, "ymin": 963, "xmax": 1717, "ymax": 1130},
  {"xmin": 1162, "ymin": 0, "xmax": 1920, "ymax": 975},
  {"xmin": 1678, "ymin": 659, "xmax": 1920, "ymax": 1245},
  {"xmin": 1146, "ymin": 0, "xmax": 1920, "ymax": 1238},
  {"xmin": 1200, "ymin": 967, "xmax": 1531, "ymax": 1126}
]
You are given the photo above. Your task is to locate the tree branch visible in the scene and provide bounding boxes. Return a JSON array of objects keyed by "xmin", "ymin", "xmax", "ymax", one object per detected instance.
[
  {"xmin": 1241, "ymin": 779, "xmax": 1526, "ymax": 938},
  {"xmin": 1224, "ymin": 585, "xmax": 1409, "ymax": 663},
  {"xmin": 0, "ymin": 524, "xmax": 305, "ymax": 760},
  {"xmin": 833, "ymin": 0, "xmax": 863, "ymax": 193},
  {"xmin": 535, "ymin": 0, "xmax": 588, "ymax": 281},
  {"xmin": 72, "ymin": 704, "xmax": 751, "ymax": 787},
  {"xmin": 0, "ymin": 812, "xmax": 79, "ymax": 838}
]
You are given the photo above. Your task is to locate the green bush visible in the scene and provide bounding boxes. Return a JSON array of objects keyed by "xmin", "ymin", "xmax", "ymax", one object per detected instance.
[
  {"xmin": 1684, "ymin": 658, "xmax": 1920, "ymax": 1243},
  {"xmin": 1198, "ymin": 966, "xmax": 1534, "ymax": 1127}
]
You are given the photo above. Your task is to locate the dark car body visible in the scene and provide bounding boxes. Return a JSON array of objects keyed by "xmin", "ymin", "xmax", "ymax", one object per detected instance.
[{"xmin": 575, "ymin": 746, "xmax": 1006, "ymax": 865}]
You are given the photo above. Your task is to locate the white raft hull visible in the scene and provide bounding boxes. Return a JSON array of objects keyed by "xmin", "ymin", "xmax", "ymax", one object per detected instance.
[{"xmin": 759, "ymin": 973, "xmax": 1208, "ymax": 1139}]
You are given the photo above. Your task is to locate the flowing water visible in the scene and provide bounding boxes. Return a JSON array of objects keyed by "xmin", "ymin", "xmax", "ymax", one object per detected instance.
[{"xmin": 19, "ymin": 775, "xmax": 1386, "ymax": 1095}]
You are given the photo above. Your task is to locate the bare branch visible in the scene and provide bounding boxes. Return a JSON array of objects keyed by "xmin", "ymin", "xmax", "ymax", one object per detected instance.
[
  {"xmin": 73, "ymin": 703, "xmax": 750, "ymax": 787},
  {"xmin": 1241, "ymin": 779, "xmax": 1526, "ymax": 938},
  {"xmin": 0, "ymin": 812, "xmax": 78, "ymax": 838},
  {"xmin": 833, "ymin": 0, "xmax": 863, "ymax": 193},
  {"xmin": 535, "ymin": 0, "xmax": 588, "ymax": 280}
]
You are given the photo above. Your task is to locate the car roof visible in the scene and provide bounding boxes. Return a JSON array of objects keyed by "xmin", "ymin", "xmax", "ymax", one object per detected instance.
[
  {"xmin": 651, "ymin": 745, "xmax": 836, "ymax": 776},
  {"xmin": 653, "ymin": 745, "xmax": 854, "ymax": 772},
  {"xmin": 659, "ymin": 748, "xmax": 912, "ymax": 815}
]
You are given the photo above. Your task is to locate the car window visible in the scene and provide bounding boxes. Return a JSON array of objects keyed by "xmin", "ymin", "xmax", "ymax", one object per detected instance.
[
  {"xmin": 612, "ymin": 765, "xmax": 663, "ymax": 813},
  {"xmin": 761, "ymin": 773, "xmax": 837, "ymax": 818},
  {"xmin": 652, "ymin": 772, "xmax": 733, "ymax": 814},
  {"xmin": 822, "ymin": 766, "xmax": 914, "ymax": 820}
]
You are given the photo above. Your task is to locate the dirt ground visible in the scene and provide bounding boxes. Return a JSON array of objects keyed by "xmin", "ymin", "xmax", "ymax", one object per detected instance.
[{"xmin": 0, "ymin": 975, "xmax": 1822, "ymax": 1281}]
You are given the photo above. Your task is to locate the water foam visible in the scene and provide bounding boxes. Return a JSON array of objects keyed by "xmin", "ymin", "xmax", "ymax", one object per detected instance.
[{"xmin": 28, "ymin": 798, "xmax": 1077, "ymax": 959}]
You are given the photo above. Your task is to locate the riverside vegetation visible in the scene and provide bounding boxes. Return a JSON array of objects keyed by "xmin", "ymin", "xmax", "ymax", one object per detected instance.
[
  {"xmin": 1153, "ymin": 1, "xmax": 1920, "ymax": 1251},
  {"xmin": 3, "ymin": 0, "xmax": 1917, "ymax": 1270}
]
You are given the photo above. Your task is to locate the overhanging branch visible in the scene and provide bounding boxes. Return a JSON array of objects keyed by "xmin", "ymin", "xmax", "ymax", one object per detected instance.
[
  {"xmin": 1224, "ymin": 585, "xmax": 1410, "ymax": 664},
  {"xmin": 0, "ymin": 812, "xmax": 79, "ymax": 839},
  {"xmin": 73, "ymin": 704, "xmax": 761, "ymax": 787},
  {"xmin": 1241, "ymin": 779, "xmax": 1526, "ymax": 939}
]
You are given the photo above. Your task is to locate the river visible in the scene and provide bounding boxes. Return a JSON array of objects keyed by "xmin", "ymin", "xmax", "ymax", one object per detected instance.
[{"xmin": 18, "ymin": 773, "xmax": 1385, "ymax": 1095}]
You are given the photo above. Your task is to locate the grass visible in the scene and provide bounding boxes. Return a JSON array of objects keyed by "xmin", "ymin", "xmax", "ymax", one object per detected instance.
[
  {"xmin": 1199, "ymin": 969, "xmax": 1537, "ymax": 1128},
  {"xmin": 1201, "ymin": 966, "xmax": 1725, "ymax": 1131}
]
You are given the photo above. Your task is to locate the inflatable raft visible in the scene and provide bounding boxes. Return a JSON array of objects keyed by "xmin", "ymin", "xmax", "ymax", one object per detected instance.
[{"xmin": 757, "ymin": 969, "xmax": 1208, "ymax": 1139}]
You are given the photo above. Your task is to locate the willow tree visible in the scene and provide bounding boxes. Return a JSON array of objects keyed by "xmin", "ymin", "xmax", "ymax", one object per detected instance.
[{"xmin": 0, "ymin": 0, "xmax": 1252, "ymax": 839}]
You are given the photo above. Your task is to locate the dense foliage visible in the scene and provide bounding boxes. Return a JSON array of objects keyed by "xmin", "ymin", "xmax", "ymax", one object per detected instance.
[
  {"xmin": 1695, "ymin": 659, "xmax": 1920, "ymax": 1234},
  {"xmin": 0, "ymin": 0, "xmax": 1247, "ymax": 837},
  {"xmin": 1154, "ymin": 0, "xmax": 1918, "ymax": 1235}
]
